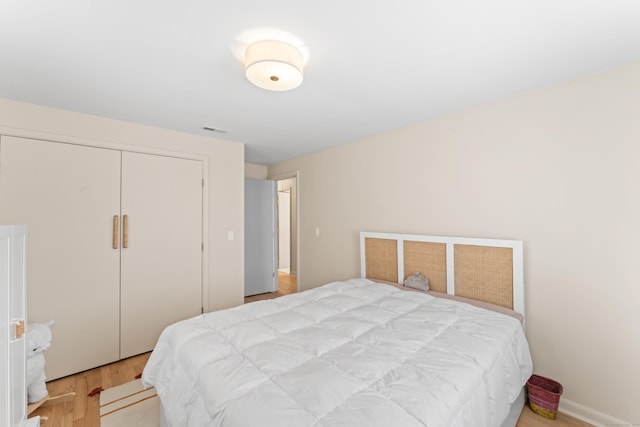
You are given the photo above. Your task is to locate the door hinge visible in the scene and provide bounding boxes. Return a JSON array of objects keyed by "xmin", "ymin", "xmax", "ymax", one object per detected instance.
[
  {"xmin": 201, "ymin": 307, "xmax": 204, "ymax": 314},
  {"xmin": 202, "ymin": 242, "xmax": 204, "ymax": 251},
  {"xmin": 202, "ymin": 178, "xmax": 205, "ymax": 188}
]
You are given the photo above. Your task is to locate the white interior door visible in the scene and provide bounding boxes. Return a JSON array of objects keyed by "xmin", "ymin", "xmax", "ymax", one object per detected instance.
[
  {"xmin": 245, "ymin": 179, "xmax": 277, "ymax": 296},
  {"xmin": 119, "ymin": 152, "xmax": 203, "ymax": 358},
  {"xmin": 0, "ymin": 137, "xmax": 121, "ymax": 380}
]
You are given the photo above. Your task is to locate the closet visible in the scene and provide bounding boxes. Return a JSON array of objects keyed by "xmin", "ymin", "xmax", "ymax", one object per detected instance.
[{"xmin": 0, "ymin": 136, "xmax": 203, "ymax": 379}]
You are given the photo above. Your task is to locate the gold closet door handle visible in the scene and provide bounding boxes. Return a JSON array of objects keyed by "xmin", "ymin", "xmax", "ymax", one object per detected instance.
[
  {"xmin": 123, "ymin": 214, "xmax": 128, "ymax": 248},
  {"xmin": 113, "ymin": 215, "xmax": 119, "ymax": 249}
]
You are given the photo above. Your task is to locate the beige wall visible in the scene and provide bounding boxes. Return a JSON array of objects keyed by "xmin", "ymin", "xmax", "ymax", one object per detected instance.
[
  {"xmin": 245, "ymin": 162, "xmax": 268, "ymax": 179},
  {"xmin": 0, "ymin": 98, "xmax": 245, "ymax": 312},
  {"xmin": 269, "ymin": 62, "xmax": 640, "ymax": 424}
]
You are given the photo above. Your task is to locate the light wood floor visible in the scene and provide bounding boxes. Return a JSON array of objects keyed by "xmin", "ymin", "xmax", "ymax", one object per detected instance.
[
  {"xmin": 517, "ymin": 406, "xmax": 595, "ymax": 427},
  {"xmin": 245, "ymin": 271, "xmax": 297, "ymax": 303},
  {"xmin": 29, "ymin": 352, "xmax": 150, "ymax": 426},
  {"xmin": 32, "ymin": 273, "xmax": 593, "ymax": 427}
]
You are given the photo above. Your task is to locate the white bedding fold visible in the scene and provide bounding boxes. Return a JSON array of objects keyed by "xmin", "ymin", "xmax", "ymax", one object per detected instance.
[{"xmin": 143, "ymin": 278, "xmax": 532, "ymax": 427}]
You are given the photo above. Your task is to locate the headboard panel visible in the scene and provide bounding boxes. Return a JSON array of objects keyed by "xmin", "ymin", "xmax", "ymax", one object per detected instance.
[
  {"xmin": 364, "ymin": 237, "xmax": 398, "ymax": 283},
  {"xmin": 360, "ymin": 232, "xmax": 524, "ymax": 316},
  {"xmin": 454, "ymin": 244, "xmax": 514, "ymax": 310},
  {"xmin": 403, "ymin": 241, "xmax": 447, "ymax": 293}
]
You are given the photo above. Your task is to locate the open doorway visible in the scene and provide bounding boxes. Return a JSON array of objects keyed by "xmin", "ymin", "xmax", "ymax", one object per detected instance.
[
  {"xmin": 277, "ymin": 189, "xmax": 291, "ymax": 273},
  {"xmin": 276, "ymin": 176, "xmax": 297, "ymax": 295},
  {"xmin": 244, "ymin": 173, "xmax": 299, "ymax": 304}
]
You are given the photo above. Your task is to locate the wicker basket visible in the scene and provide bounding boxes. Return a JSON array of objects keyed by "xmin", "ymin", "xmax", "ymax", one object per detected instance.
[{"xmin": 527, "ymin": 375, "xmax": 563, "ymax": 420}]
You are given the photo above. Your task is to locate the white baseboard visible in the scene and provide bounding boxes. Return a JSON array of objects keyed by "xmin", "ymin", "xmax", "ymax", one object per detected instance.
[{"xmin": 560, "ymin": 398, "xmax": 636, "ymax": 427}]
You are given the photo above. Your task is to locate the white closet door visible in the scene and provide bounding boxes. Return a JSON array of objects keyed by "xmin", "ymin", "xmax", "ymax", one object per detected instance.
[
  {"xmin": 0, "ymin": 137, "xmax": 121, "ymax": 379},
  {"xmin": 119, "ymin": 152, "xmax": 203, "ymax": 358}
]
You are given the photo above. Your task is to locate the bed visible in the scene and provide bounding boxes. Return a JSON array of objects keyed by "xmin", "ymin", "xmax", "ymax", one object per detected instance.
[{"xmin": 142, "ymin": 232, "xmax": 533, "ymax": 427}]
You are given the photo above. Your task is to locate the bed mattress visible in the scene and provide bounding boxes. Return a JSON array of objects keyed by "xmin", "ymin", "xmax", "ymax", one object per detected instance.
[{"xmin": 143, "ymin": 278, "xmax": 532, "ymax": 427}]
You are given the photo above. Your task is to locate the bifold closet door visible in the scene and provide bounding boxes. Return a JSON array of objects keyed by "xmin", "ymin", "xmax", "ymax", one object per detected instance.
[
  {"xmin": 119, "ymin": 152, "xmax": 203, "ymax": 358},
  {"xmin": 0, "ymin": 136, "xmax": 121, "ymax": 379}
]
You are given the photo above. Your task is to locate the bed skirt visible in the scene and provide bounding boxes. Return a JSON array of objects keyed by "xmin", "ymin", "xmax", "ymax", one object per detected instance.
[{"xmin": 502, "ymin": 387, "xmax": 526, "ymax": 427}]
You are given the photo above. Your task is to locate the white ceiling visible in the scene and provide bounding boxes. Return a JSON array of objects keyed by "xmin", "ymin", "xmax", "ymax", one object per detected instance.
[{"xmin": 1, "ymin": 1, "xmax": 639, "ymax": 165}]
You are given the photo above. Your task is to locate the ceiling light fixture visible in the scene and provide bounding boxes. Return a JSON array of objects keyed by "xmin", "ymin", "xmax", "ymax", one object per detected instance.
[{"xmin": 245, "ymin": 40, "xmax": 303, "ymax": 91}]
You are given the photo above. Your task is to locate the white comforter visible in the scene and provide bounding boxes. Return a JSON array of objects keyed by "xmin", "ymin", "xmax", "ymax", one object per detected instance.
[{"xmin": 143, "ymin": 279, "xmax": 532, "ymax": 427}]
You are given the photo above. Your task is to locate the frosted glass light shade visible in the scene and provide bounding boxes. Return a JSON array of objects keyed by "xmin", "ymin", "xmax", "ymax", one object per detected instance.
[{"xmin": 245, "ymin": 40, "xmax": 303, "ymax": 91}]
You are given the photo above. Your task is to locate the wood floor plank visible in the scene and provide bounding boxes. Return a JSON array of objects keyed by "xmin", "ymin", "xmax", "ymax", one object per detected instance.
[{"xmin": 72, "ymin": 374, "xmax": 87, "ymax": 422}]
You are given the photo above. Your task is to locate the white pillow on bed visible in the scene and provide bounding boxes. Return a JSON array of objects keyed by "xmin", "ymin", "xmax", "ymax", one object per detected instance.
[{"xmin": 403, "ymin": 272, "xmax": 430, "ymax": 291}]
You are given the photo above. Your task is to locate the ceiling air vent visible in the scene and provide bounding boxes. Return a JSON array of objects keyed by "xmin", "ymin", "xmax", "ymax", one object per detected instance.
[{"xmin": 202, "ymin": 126, "xmax": 229, "ymax": 133}]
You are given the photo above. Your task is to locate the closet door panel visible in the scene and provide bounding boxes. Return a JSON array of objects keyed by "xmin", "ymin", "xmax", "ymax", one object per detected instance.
[
  {"xmin": 0, "ymin": 136, "xmax": 121, "ymax": 379},
  {"xmin": 120, "ymin": 152, "xmax": 203, "ymax": 358}
]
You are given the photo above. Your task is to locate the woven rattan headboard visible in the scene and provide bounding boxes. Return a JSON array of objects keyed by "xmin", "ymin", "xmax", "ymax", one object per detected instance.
[{"xmin": 360, "ymin": 232, "xmax": 524, "ymax": 316}]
